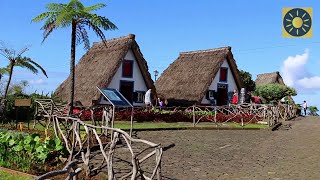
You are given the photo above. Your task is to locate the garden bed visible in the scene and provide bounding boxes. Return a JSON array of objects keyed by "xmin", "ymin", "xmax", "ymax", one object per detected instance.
[{"xmin": 0, "ymin": 129, "xmax": 68, "ymax": 176}]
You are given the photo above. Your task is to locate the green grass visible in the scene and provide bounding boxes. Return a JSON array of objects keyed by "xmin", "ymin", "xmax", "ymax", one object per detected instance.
[
  {"xmin": 0, "ymin": 170, "xmax": 33, "ymax": 180},
  {"xmin": 1, "ymin": 120, "xmax": 268, "ymax": 132}
]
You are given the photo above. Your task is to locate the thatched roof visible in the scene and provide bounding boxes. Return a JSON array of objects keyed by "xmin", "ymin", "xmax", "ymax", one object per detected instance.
[
  {"xmin": 155, "ymin": 46, "xmax": 243, "ymax": 105},
  {"xmin": 54, "ymin": 34, "xmax": 155, "ymax": 106},
  {"xmin": 255, "ymin": 71, "xmax": 285, "ymax": 86}
]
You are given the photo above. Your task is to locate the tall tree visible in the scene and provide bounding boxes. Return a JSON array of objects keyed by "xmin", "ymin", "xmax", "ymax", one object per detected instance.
[
  {"xmin": 239, "ymin": 70, "xmax": 256, "ymax": 92},
  {"xmin": 0, "ymin": 45, "xmax": 48, "ymax": 99},
  {"xmin": 32, "ymin": 0, "xmax": 117, "ymax": 113}
]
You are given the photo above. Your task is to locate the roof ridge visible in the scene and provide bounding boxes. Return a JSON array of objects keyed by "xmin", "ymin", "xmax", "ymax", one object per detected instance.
[
  {"xmin": 180, "ymin": 46, "xmax": 231, "ymax": 55},
  {"xmin": 257, "ymin": 71, "xmax": 280, "ymax": 76},
  {"xmin": 93, "ymin": 34, "xmax": 135, "ymax": 45}
]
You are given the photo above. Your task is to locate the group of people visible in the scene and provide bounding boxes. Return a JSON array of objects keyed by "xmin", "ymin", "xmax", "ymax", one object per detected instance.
[
  {"xmin": 232, "ymin": 89, "xmax": 309, "ymax": 116},
  {"xmin": 144, "ymin": 89, "xmax": 166, "ymax": 110}
]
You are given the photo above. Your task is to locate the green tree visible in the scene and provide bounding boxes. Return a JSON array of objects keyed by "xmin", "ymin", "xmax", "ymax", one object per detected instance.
[
  {"xmin": 308, "ymin": 106, "xmax": 319, "ymax": 116},
  {"xmin": 239, "ymin": 70, "xmax": 256, "ymax": 91},
  {"xmin": 32, "ymin": 0, "xmax": 117, "ymax": 113},
  {"xmin": 0, "ymin": 45, "xmax": 48, "ymax": 99},
  {"xmin": 254, "ymin": 84, "xmax": 297, "ymax": 103}
]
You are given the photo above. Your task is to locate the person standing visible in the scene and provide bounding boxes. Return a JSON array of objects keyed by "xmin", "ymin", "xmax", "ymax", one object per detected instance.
[
  {"xmin": 244, "ymin": 91, "xmax": 252, "ymax": 103},
  {"xmin": 303, "ymin": 100, "xmax": 308, "ymax": 116},
  {"xmin": 144, "ymin": 89, "xmax": 153, "ymax": 109},
  {"xmin": 232, "ymin": 89, "xmax": 238, "ymax": 104},
  {"xmin": 158, "ymin": 98, "xmax": 164, "ymax": 110}
]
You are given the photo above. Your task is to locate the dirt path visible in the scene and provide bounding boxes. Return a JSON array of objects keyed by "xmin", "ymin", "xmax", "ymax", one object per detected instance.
[{"xmin": 132, "ymin": 116, "xmax": 320, "ymax": 180}]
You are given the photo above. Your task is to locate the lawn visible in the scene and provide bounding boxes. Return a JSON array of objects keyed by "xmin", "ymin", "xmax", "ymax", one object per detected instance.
[
  {"xmin": 0, "ymin": 120, "xmax": 268, "ymax": 131},
  {"xmin": 0, "ymin": 170, "xmax": 33, "ymax": 180}
]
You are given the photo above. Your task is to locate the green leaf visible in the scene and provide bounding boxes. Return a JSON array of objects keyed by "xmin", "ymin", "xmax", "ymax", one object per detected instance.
[
  {"xmin": 54, "ymin": 138, "xmax": 61, "ymax": 146},
  {"xmin": 55, "ymin": 144, "xmax": 63, "ymax": 151},
  {"xmin": 9, "ymin": 139, "xmax": 15, "ymax": 146},
  {"xmin": 34, "ymin": 136, "xmax": 40, "ymax": 142},
  {"xmin": 36, "ymin": 146, "xmax": 44, "ymax": 153},
  {"xmin": 13, "ymin": 145, "xmax": 23, "ymax": 152},
  {"xmin": 24, "ymin": 135, "xmax": 33, "ymax": 145}
]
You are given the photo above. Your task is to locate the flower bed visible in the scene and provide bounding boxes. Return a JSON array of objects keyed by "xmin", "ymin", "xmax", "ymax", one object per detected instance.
[{"xmin": 78, "ymin": 108, "xmax": 261, "ymax": 123}]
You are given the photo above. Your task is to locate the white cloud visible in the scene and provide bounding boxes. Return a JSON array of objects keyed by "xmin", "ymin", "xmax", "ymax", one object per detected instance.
[
  {"xmin": 281, "ymin": 49, "xmax": 320, "ymax": 91},
  {"xmin": 297, "ymin": 77, "xmax": 320, "ymax": 89},
  {"xmin": 29, "ymin": 79, "xmax": 47, "ymax": 85},
  {"xmin": 281, "ymin": 49, "xmax": 309, "ymax": 87}
]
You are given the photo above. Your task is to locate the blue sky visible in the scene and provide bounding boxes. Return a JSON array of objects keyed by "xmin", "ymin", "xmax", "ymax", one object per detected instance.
[{"xmin": 0, "ymin": 0, "xmax": 320, "ymax": 108}]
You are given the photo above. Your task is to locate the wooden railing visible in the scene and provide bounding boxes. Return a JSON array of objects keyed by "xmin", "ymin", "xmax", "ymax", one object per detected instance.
[
  {"xmin": 33, "ymin": 99, "xmax": 68, "ymax": 128},
  {"xmin": 187, "ymin": 103, "xmax": 297, "ymax": 127},
  {"xmin": 51, "ymin": 115, "xmax": 162, "ymax": 179}
]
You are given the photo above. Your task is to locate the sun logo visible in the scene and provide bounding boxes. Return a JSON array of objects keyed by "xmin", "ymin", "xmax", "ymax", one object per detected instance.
[{"xmin": 283, "ymin": 8, "xmax": 312, "ymax": 38}]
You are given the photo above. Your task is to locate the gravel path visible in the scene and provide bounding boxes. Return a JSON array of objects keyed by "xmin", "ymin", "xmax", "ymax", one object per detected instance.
[{"xmin": 133, "ymin": 116, "xmax": 320, "ymax": 180}]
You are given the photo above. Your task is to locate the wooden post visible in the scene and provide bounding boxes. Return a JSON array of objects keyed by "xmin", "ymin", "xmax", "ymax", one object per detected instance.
[
  {"xmin": 130, "ymin": 107, "xmax": 134, "ymax": 138},
  {"xmin": 156, "ymin": 148, "xmax": 162, "ymax": 180},
  {"xmin": 192, "ymin": 105, "xmax": 195, "ymax": 127}
]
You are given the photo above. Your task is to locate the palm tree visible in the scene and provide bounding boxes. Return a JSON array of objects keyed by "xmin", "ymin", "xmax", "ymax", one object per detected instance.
[
  {"xmin": 32, "ymin": 0, "xmax": 117, "ymax": 113},
  {"xmin": 0, "ymin": 45, "xmax": 48, "ymax": 99}
]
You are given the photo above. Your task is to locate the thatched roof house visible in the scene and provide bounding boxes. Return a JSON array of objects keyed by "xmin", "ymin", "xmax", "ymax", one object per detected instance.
[
  {"xmin": 155, "ymin": 46, "xmax": 243, "ymax": 106},
  {"xmin": 54, "ymin": 34, "xmax": 155, "ymax": 106},
  {"xmin": 255, "ymin": 71, "xmax": 285, "ymax": 86}
]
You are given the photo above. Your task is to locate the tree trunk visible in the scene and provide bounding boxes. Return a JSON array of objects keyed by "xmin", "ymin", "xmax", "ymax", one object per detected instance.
[
  {"xmin": 4, "ymin": 62, "xmax": 14, "ymax": 99},
  {"xmin": 69, "ymin": 20, "xmax": 76, "ymax": 115}
]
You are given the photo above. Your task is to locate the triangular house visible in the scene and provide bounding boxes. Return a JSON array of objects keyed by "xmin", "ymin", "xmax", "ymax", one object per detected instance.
[
  {"xmin": 255, "ymin": 71, "xmax": 285, "ymax": 86},
  {"xmin": 55, "ymin": 34, "xmax": 155, "ymax": 106},
  {"xmin": 155, "ymin": 47, "xmax": 243, "ymax": 106}
]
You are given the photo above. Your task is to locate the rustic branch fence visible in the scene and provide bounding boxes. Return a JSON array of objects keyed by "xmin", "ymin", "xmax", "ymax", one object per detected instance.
[{"xmin": 187, "ymin": 103, "xmax": 297, "ymax": 127}]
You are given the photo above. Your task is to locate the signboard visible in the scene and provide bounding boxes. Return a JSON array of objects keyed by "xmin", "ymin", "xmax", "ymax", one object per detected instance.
[
  {"xmin": 97, "ymin": 87, "xmax": 132, "ymax": 107},
  {"xmin": 14, "ymin": 99, "xmax": 31, "ymax": 107}
]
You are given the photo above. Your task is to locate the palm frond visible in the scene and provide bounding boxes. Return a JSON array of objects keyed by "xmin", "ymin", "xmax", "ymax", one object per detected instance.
[
  {"xmin": 54, "ymin": 5, "xmax": 74, "ymax": 28},
  {"xmin": 84, "ymin": 3, "xmax": 106, "ymax": 12},
  {"xmin": 16, "ymin": 47, "xmax": 30, "ymax": 57},
  {"xmin": 76, "ymin": 24, "xmax": 90, "ymax": 50},
  {"xmin": 0, "ymin": 67, "xmax": 9, "ymax": 75},
  {"xmin": 46, "ymin": 3, "xmax": 66, "ymax": 11},
  {"xmin": 82, "ymin": 20, "xmax": 107, "ymax": 44},
  {"xmin": 0, "ymin": 47, "xmax": 14, "ymax": 60},
  {"xmin": 86, "ymin": 13, "xmax": 118, "ymax": 31},
  {"xmin": 69, "ymin": 0, "xmax": 85, "ymax": 11},
  {"xmin": 32, "ymin": 12, "xmax": 55, "ymax": 22},
  {"xmin": 16, "ymin": 58, "xmax": 39, "ymax": 74},
  {"xmin": 24, "ymin": 58, "xmax": 48, "ymax": 78},
  {"xmin": 42, "ymin": 21, "xmax": 56, "ymax": 43}
]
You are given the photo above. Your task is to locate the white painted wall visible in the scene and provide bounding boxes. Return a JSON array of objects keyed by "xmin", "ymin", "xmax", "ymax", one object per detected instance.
[
  {"xmin": 201, "ymin": 59, "xmax": 238, "ymax": 104},
  {"xmin": 100, "ymin": 49, "xmax": 148, "ymax": 106}
]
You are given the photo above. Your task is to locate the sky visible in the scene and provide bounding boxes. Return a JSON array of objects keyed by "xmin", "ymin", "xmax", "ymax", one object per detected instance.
[{"xmin": 0, "ymin": 0, "xmax": 320, "ymax": 108}]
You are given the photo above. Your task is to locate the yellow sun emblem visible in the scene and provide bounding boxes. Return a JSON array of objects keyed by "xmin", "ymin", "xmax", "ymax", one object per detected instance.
[{"xmin": 283, "ymin": 8, "xmax": 312, "ymax": 38}]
